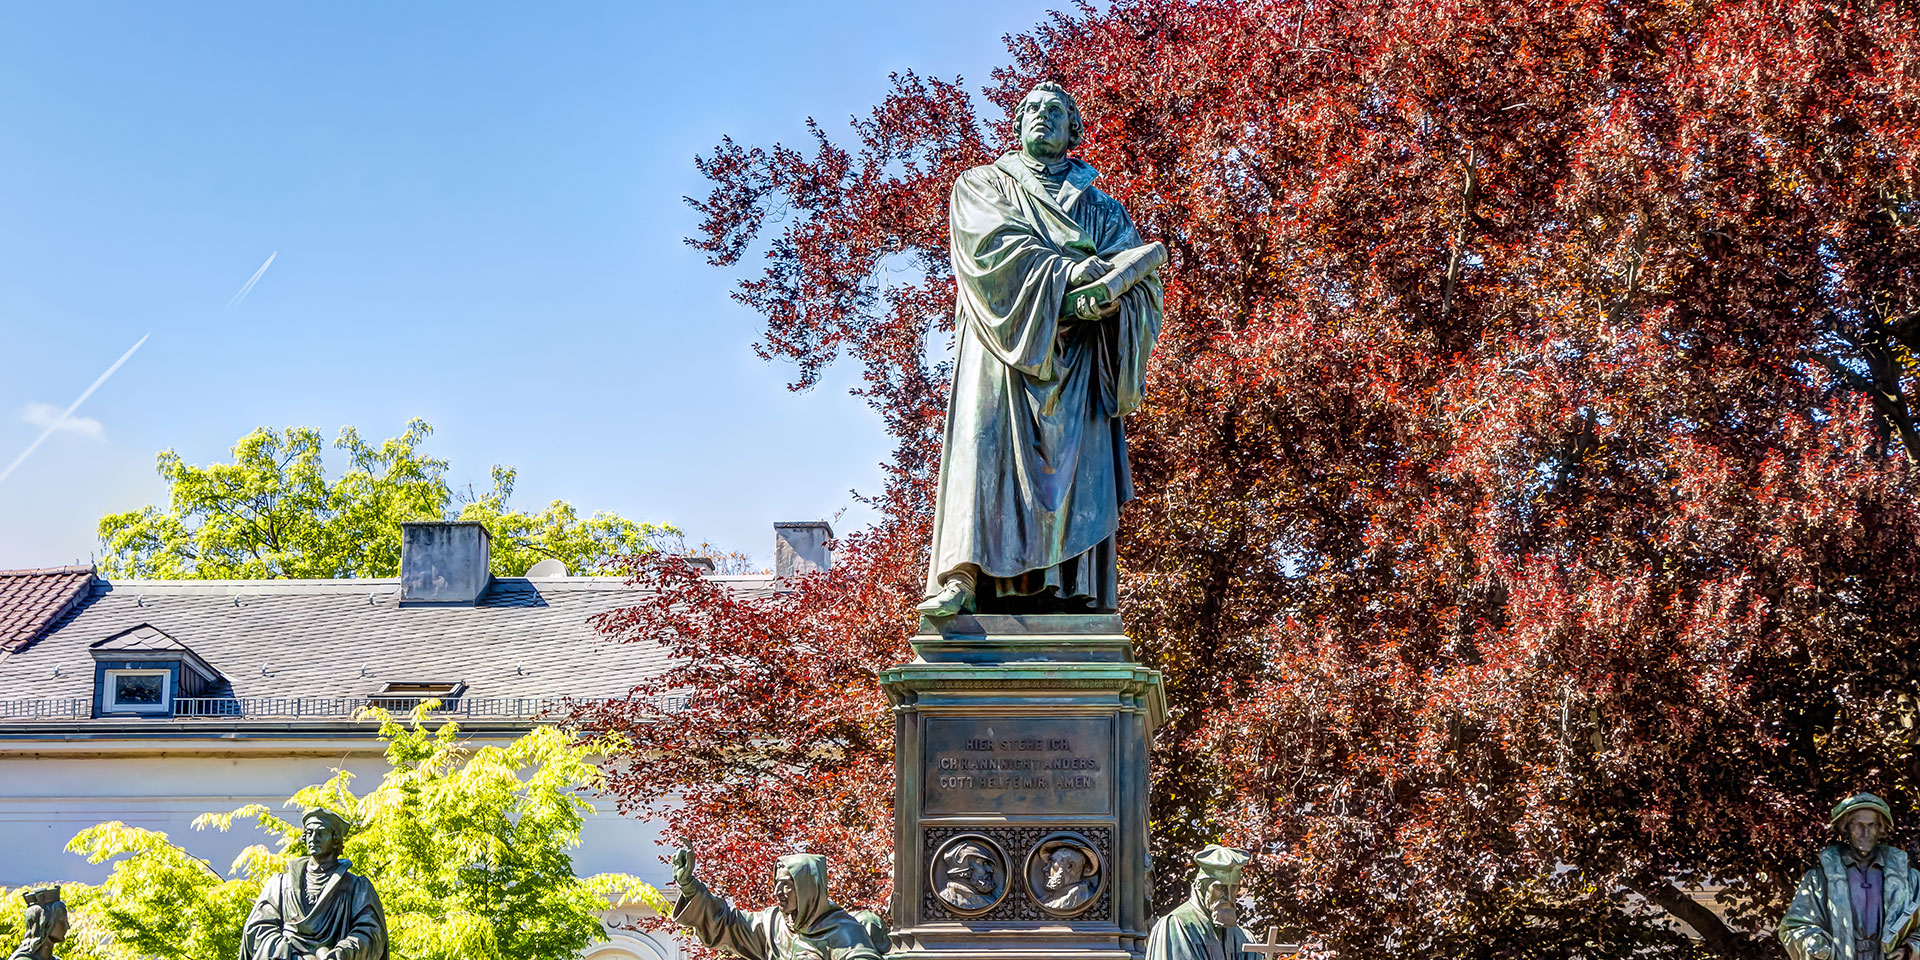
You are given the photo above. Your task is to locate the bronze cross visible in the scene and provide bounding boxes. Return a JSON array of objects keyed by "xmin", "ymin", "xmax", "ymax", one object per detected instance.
[{"xmin": 1241, "ymin": 925, "xmax": 1300, "ymax": 960}]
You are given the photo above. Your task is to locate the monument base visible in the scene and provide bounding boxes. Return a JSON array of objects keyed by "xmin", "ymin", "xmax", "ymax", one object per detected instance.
[{"xmin": 882, "ymin": 614, "xmax": 1164, "ymax": 960}]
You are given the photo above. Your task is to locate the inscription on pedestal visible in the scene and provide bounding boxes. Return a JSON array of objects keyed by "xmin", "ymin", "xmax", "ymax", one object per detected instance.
[{"xmin": 923, "ymin": 716, "xmax": 1114, "ymax": 816}]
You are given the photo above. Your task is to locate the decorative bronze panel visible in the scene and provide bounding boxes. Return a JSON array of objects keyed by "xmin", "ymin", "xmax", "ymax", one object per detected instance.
[{"xmin": 922, "ymin": 826, "xmax": 1113, "ymax": 922}]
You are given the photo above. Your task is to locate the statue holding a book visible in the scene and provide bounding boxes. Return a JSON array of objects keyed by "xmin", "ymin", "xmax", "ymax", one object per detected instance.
[{"xmin": 918, "ymin": 80, "xmax": 1167, "ymax": 618}]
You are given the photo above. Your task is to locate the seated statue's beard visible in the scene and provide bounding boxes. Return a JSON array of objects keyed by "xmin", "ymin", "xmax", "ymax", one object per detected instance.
[{"xmin": 1209, "ymin": 904, "xmax": 1236, "ymax": 930}]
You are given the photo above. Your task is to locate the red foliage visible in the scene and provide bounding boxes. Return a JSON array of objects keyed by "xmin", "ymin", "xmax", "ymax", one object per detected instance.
[
  {"xmin": 593, "ymin": 1, "xmax": 1920, "ymax": 956},
  {"xmin": 581, "ymin": 526, "xmax": 919, "ymax": 915}
]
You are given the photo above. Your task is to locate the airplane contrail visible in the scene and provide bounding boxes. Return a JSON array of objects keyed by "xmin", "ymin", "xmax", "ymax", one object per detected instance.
[
  {"xmin": 226, "ymin": 251, "xmax": 277, "ymax": 309},
  {"xmin": 0, "ymin": 333, "xmax": 151, "ymax": 487}
]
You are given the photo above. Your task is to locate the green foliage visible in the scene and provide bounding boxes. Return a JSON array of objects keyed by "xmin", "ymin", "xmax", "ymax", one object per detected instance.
[
  {"xmin": 23, "ymin": 712, "xmax": 660, "ymax": 960},
  {"xmin": 453, "ymin": 465, "xmax": 677, "ymax": 577},
  {"xmin": 64, "ymin": 824, "xmax": 252, "ymax": 960},
  {"xmin": 98, "ymin": 419, "xmax": 681, "ymax": 579}
]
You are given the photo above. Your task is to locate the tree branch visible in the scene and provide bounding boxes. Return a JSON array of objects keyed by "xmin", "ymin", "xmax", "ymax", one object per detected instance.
[
  {"xmin": 1816, "ymin": 351, "xmax": 1920, "ymax": 464},
  {"xmin": 1439, "ymin": 149, "xmax": 1479, "ymax": 324},
  {"xmin": 1640, "ymin": 881, "xmax": 1739, "ymax": 952}
]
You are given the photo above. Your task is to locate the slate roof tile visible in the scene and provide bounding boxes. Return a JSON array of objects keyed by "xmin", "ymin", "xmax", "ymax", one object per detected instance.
[
  {"xmin": 93, "ymin": 623, "xmax": 191, "ymax": 652},
  {"xmin": 0, "ymin": 575, "xmax": 773, "ymax": 706}
]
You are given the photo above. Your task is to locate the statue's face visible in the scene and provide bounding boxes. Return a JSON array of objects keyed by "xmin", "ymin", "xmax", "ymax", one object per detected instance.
[
  {"xmin": 1019, "ymin": 90, "xmax": 1074, "ymax": 161},
  {"xmin": 46, "ymin": 904, "xmax": 68, "ymax": 943},
  {"xmin": 772, "ymin": 865, "xmax": 798, "ymax": 919},
  {"xmin": 1203, "ymin": 880, "xmax": 1238, "ymax": 929},
  {"xmin": 949, "ymin": 850, "xmax": 995, "ymax": 894},
  {"xmin": 1842, "ymin": 808, "xmax": 1887, "ymax": 859},
  {"xmin": 303, "ymin": 821, "xmax": 340, "ymax": 860},
  {"xmin": 1044, "ymin": 850, "xmax": 1085, "ymax": 892}
]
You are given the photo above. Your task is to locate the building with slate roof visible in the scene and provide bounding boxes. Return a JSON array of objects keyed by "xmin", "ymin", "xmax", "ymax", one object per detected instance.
[{"xmin": 0, "ymin": 520, "xmax": 830, "ymax": 960}]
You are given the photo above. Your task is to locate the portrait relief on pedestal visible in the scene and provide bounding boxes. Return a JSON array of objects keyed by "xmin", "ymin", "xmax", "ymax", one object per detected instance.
[
  {"xmin": 928, "ymin": 834, "xmax": 1012, "ymax": 917},
  {"xmin": 921, "ymin": 826, "xmax": 1114, "ymax": 922},
  {"xmin": 1024, "ymin": 832, "xmax": 1105, "ymax": 917}
]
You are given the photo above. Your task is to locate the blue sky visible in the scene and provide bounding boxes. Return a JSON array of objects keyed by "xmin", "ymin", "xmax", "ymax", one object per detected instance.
[{"xmin": 0, "ymin": 1, "xmax": 1064, "ymax": 570}]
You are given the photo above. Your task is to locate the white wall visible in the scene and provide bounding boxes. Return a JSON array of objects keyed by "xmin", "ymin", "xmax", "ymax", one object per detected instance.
[
  {"xmin": 0, "ymin": 741, "xmax": 675, "ymax": 887},
  {"xmin": 0, "ymin": 736, "xmax": 683, "ymax": 960}
]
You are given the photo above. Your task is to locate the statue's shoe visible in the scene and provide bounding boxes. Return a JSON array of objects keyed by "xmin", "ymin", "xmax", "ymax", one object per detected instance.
[{"xmin": 915, "ymin": 581, "xmax": 974, "ymax": 618}]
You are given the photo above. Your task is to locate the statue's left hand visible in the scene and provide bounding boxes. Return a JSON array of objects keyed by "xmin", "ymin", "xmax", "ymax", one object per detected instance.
[{"xmin": 1072, "ymin": 289, "xmax": 1113, "ymax": 322}]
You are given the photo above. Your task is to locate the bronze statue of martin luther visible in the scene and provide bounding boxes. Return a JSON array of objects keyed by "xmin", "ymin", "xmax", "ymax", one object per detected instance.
[{"xmin": 918, "ymin": 81, "xmax": 1166, "ymax": 618}]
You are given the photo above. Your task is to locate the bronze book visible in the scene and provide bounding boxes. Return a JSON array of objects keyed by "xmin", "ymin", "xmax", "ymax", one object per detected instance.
[{"xmin": 1062, "ymin": 241, "xmax": 1167, "ymax": 319}]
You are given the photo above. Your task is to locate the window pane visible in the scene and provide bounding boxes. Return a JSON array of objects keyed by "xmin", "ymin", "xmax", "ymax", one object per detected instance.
[{"xmin": 114, "ymin": 674, "xmax": 165, "ymax": 705}]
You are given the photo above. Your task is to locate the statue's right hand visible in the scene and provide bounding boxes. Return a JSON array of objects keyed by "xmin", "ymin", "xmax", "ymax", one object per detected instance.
[
  {"xmin": 672, "ymin": 847, "xmax": 697, "ymax": 889},
  {"xmin": 1069, "ymin": 256, "xmax": 1113, "ymax": 288}
]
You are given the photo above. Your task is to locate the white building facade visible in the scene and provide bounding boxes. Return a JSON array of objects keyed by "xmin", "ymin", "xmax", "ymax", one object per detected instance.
[{"xmin": 0, "ymin": 520, "xmax": 820, "ymax": 959}]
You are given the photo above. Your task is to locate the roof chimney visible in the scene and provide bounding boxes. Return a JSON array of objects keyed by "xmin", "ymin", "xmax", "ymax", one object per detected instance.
[
  {"xmin": 773, "ymin": 521, "xmax": 833, "ymax": 580},
  {"xmin": 401, "ymin": 522, "xmax": 493, "ymax": 605}
]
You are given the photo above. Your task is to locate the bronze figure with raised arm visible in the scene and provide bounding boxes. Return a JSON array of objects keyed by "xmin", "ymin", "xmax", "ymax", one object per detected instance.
[{"xmin": 669, "ymin": 847, "xmax": 886, "ymax": 960}]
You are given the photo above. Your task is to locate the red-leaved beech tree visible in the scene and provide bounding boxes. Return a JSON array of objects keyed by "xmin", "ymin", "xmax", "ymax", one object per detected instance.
[{"xmin": 587, "ymin": 1, "xmax": 1920, "ymax": 956}]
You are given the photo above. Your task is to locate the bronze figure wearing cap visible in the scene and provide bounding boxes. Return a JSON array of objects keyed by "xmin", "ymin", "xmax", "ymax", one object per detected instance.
[
  {"xmin": 1782, "ymin": 792, "xmax": 1920, "ymax": 960},
  {"xmin": 239, "ymin": 807, "xmax": 389, "ymax": 960},
  {"xmin": 1146, "ymin": 845, "xmax": 1257, "ymax": 960},
  {"xmin": 8, "ymin": 887, "xmax": 67, "ymax": 960}
]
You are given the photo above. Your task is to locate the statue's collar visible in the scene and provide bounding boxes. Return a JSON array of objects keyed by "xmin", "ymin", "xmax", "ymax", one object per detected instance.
[
  {"xmin": 288, "ymin": 855, "xmax": 351, "ymax": 921},
  {"xmin": 995, "ymin": 153, "xmax": 1099, "ymax": 208}
]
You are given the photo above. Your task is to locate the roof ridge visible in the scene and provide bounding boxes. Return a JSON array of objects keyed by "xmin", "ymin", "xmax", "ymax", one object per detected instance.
[{"xmin": 0, "ymin": 565, "xmax": 96, "ymax": 578}]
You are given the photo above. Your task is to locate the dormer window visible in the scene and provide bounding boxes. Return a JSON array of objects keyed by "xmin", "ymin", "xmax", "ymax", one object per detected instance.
[
  {"xmin": 89, "ymin": 624, "xmax": 223, "ymax": 719},
  {"xmin": 104, "ymin": 669, "xmax": 171, "ymax": 713}
]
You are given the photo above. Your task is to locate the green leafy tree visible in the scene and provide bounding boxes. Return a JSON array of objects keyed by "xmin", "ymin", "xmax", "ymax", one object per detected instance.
[
  {"xmin": 452, "ymin": 466, "xmax": 689, "ymax": 578},
  {"xmin": 98, "ymin": 420, "xmax": 681, "ymax": 578},
  {"xmin": 62, "ymin": 825, "xmax": 253, "ymax": 960},
  {"xmin": 17, "ymin": 711, "xmax": 660, "ymax": 960}
]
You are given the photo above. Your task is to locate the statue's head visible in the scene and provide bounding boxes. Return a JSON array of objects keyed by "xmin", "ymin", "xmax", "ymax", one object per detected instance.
[
  {"xmin": 1017, "ymin": 82, "xmax": 1083, "ymax": 162},
  {"xmin": 19, "ymin": 887, "xmax": 68, "ymax": 949},
  {"xmin": 1043, "ymin": 845, "xmax": 1093, "ymax": 894},
  {"xmin": 1832, "ymin": 793, "xmax": 1894, "ymax": 860},
  {"xmin": 772, "ymin": 853, "xmax": 830, "ymax": 926},
  {"xmin": 301, "ymin": 807, "xmax": 351, "ymax": 861},
  {"xmin": 944, "ymin": 841, "xmax": 999, "ymax": 895},
  {"xmin": 1187, "ymin": 845, "xmax": 1248, "ymax": 931}
]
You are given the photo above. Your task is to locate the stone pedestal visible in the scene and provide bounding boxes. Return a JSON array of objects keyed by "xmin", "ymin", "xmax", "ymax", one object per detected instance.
[{"xmin": 881, "ymin": 614, "xmax": 1165, "ymax": 960}]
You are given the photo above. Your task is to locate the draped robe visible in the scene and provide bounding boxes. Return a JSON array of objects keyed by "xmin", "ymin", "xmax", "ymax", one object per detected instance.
[
  {"xmin": 7, "ymin": 935, "xmax": 57, "ymax": 960},
  {"xmin": 673, "ymin": 854, "xmax": 885, "ymax": 960},
  {"xmin": 1145, "ymin": 897, "xmax": 1253, "ymax": 960},
  {"xmin": 1782, "ymin": 845, "xmax": 1920, "ymax": 960},
  {"xmin": 240, "ymin": 858, "xmax": 387, "ymax": 960},
  {"xmin": 927, "ymin": 152, "xmax": 1164, "ymax": 609}
]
